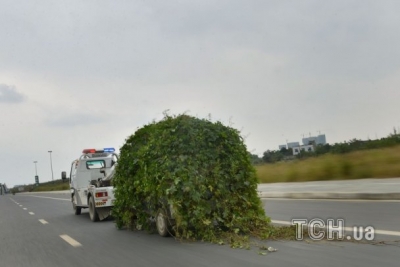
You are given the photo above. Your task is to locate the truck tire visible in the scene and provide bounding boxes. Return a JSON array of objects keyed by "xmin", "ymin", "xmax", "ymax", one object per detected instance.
[
  {"xmin": 73, "ymin": 203, "xmax": 82, "ymax": 215},
  {"xmin": 89, "ymin": 196, "xmax": 99, "ymax": 222},
  {"xmin": 72, "ymin": 195, "xmax": 81, "ymax": 215},
  {"xmin": 156, "ymin": 209, "xmax": 171, "ymax": 237}
]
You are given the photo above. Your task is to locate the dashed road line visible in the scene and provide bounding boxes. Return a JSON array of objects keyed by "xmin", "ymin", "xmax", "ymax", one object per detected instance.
[
  {"xmin": 39, "ymin": 219, "xmax": 48, "ymax": 225},
  {"xmin": 23, "ymin": 208, "xmax": 27, "ymax": 210},
  {"xmin": 29, "ymin": 212, "xmax": 35, "ymax": 215},
  {"xmin": 60, "ymin": 235, "xmax": 82, "ymax": 247}
]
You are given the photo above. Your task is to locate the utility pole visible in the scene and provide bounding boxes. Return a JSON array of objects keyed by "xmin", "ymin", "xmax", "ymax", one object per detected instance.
[
  {"xmin": 48, "ymin": 151, "xmax": 54, "ymax": 182},
  {"xmin": 33, "ymin": 161, "xmax": 38, "ymax": 176},
  {"xmin": 34, "ymin": 161, "xmax": 39, "ymax": 186}
]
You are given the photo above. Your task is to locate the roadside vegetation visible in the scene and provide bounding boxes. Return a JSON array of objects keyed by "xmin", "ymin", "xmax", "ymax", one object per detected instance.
[
  {"xmin": 31, "ymin": 179, "xmax": 69, "ymax": 191},
  {"xmin": 12, "ymin": 179, "xmax": 69, "ymax": 194},
  {"xmin": 256, "ymin": 143, "xmax": 400, "ymax": 183}
]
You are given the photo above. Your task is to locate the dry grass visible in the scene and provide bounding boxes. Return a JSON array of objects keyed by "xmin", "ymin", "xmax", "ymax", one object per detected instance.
[
  {"xmin": 256, "ymin": 145, "xmax": 400, "ymax": 183},
  {"xmin": 31, "ymin": 179, "xmax": 69, "ymax": 192}
]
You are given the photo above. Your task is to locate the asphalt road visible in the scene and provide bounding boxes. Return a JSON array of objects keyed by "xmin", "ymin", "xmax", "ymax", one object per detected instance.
[
  {"xmin": 263, "ymin": 198, "xmax": 400, "ymax": 233},
  {"xmin": 1, "ymin": 193, "xmax": 399, "ymax": 267}
]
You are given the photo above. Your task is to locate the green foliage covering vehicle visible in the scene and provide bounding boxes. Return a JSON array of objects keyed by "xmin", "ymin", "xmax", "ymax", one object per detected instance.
[{"xmin": 112, "ymin": 114, "xmax": 271, "ymax": 243}]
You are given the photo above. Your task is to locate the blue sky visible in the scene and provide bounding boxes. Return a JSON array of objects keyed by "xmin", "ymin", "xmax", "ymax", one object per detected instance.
[{"xmin": 1, "ymin": 0, "xmax": 399, "ymax": 186}]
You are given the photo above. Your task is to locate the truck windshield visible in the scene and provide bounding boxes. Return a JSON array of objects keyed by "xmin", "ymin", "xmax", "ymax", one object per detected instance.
[{"xmin": 86, "ymin": 160, "xmax": 105, "ymax": 169}]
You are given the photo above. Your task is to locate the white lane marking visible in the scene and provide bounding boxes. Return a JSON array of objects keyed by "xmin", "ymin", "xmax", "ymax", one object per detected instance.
[
  {"xmin": 271, "ymin": 220, "xmax": 400, "ymax": 237},
  {"xmin": 374, "ymin": 229, "xmax": 400, "ymax": 237},
  {"xmin": 60, "ymin": 235, "xmax": 82, "ymax": 247},
  {"xmin": 19, "ymin": 205, "xmax": 23, "ymax": 207},
  {"xmin": 262, "ymin": 198, "xmax": 400, "ymax": 203},
  {"xmin": 26, "ymin": 195, "xmax": 70, "ymax": 201},
  {"xmin": 271, "ymin": 220, "xmax": 291, "ymax": 225},
  {"xmin": 39, "ymin": 219, "xmax": 48, "ymax": 225},
  {"xmin": 23, "ymin": 208, "xmax": 27, "ymax": 210},
  {"xmin": 29, "ymin": 212, "xmax": 35, "ymax": 215}
]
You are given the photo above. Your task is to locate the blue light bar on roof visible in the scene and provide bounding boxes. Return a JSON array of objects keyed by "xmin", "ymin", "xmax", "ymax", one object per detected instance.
[{"xmin": 103, "ymin": 147, "xmax": 115, "ymax": 153}]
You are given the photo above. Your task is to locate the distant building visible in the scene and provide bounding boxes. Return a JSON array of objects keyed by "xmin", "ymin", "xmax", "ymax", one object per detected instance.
[
  {"xmin": 279, "ymin": 144, "xmax": 287, "ymax": 150},
  {"xmin": 278, "ymin": 134, "xmax": 327, "ymax": 156},
  {"xmin": 292, "ymin": 144, "xmax": 314, "ymax": 155},
  {"xmin": 302, "ymin": 134, "xmax": 327, "ymax": 146},
  {"xmin": 287, "ymin": 142, "xmax": 300, "ymax": 149}
]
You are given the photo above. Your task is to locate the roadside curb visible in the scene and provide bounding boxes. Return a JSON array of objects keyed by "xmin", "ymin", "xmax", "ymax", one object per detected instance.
[{"xmin": 258, "ymin": 192, "xmax": 400, "ymax": 200}]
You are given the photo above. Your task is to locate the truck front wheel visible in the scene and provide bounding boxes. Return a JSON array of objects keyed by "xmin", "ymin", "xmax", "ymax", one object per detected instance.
[{"xmin": 89, "ymin": 196, "xmax": 99, "ymax": 222}]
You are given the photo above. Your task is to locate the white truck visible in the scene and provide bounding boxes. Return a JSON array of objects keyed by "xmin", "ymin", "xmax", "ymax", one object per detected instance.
[{"xmin": 69, "ymin": 148, "xmax": 118, "ymax": 221}]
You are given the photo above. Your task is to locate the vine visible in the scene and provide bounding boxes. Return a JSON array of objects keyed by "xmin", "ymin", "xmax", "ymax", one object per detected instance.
[{"xmin": 112, "ymin": 114, "xmax": 273, "ymax": 246}]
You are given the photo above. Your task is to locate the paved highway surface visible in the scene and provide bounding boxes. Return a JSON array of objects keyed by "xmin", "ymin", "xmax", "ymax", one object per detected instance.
[
  {"xmin": 258, "ymin": 178, "xmax": 400, "ymax": 199},
  {"xmin": 263, "ymin": 199, "xmax": 400, "ymax": 233},
  {"xmin": 1, "ymin": 193, "xmax": 399, "ymax": 267}
]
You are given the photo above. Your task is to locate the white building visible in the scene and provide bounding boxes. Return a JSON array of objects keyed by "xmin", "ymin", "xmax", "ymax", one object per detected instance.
[
  {"xmin": 302, "ymin": 134, "xmax": 327, "ymax": 146},
  {"xmin": 278, "ymin": 134, "xmax": 327, "ymax": 156},
  {"xmin": 287, "ymin": 142, "xmax": 300, "ymax": 149},
  {"xmin": 292, "ymin": 144, "xmax": 315, "ymax": 155}
]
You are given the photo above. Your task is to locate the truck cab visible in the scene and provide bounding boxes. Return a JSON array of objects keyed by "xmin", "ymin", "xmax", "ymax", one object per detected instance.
[{"xmin": 70, "ymin": 148, "xmax": 118, "ymax": 221}]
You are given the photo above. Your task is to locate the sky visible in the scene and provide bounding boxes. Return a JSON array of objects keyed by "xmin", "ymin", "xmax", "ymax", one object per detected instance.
[{"xmin": 1, "ymin": 0, "xmax": 400, "ymax": 187}]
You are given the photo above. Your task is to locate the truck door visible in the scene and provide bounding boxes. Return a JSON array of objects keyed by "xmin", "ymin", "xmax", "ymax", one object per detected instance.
[{"xmin": 70, "ymin": 160, "xmax": 83, "ymax": 206}]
